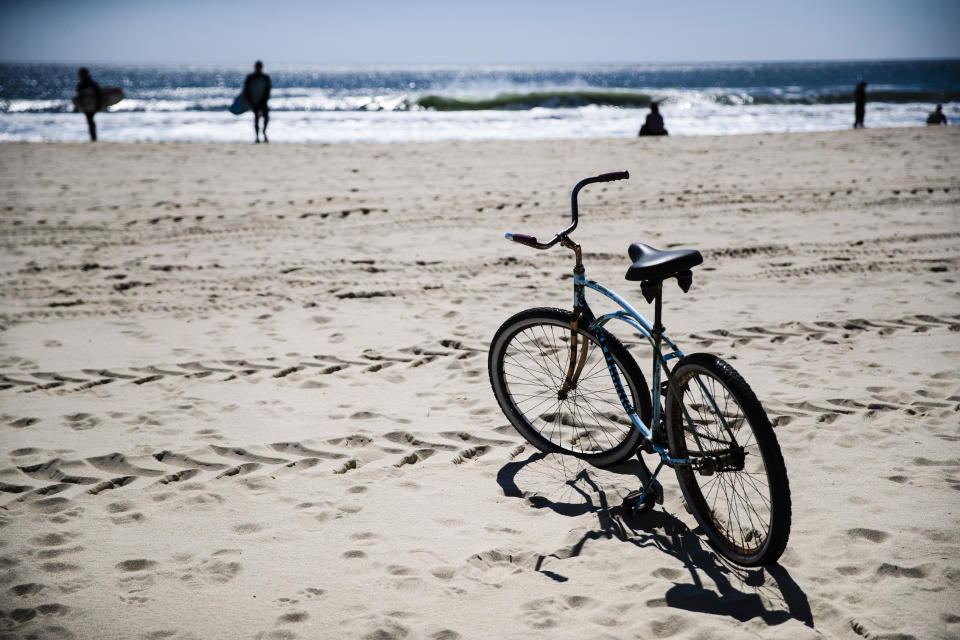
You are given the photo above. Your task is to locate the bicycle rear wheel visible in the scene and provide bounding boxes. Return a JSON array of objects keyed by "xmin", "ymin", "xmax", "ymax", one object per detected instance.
[
  {"xmin": 666, "ymin": 353, "xmax": 791, "ymax": 566},
  {"xmin": 489, "ymin": 307, "xmax": 651, "ymax": 467}
]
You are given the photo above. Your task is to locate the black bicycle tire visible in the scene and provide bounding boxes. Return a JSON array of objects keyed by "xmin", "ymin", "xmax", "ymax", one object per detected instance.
[
  {"xmin": 489, "ymin": 307, "xmax": 651, "ymax": 467},
  {"xmin": 666, "ymin": 353, "xmax": 791, "ymax": 566}
]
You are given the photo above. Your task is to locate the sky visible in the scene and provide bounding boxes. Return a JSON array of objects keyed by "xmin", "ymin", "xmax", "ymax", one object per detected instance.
[{"xmin": 1, "ymin": 0, "xmax": 959, "ymax": 66}]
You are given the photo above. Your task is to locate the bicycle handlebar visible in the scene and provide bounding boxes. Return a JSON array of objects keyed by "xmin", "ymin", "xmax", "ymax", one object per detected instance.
[
  {"xmin": 505, "ymin": 170, "xmax": 629, "ymax": 249},
  {"xmin": 504, "ymin": 233, "xmax": 541, "ymax": 248},
  {"xmin": 593, "ymin": 170, "xmax": 630, "ymax": 183}
]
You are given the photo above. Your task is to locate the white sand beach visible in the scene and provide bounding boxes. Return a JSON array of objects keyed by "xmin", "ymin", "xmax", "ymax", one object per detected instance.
[{"xmin": 1, "ymin": 127, "xmax": 958, "ymax": 639}]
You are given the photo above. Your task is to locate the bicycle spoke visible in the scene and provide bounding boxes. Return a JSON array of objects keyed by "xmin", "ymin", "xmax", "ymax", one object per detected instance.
[
  {"xmin": 515, "ymin": 332, "xmax": 563, "ymax": 387},
  {"xmin": 495, "ymin": 316, "xmax": 643, "ymax": 459},
  {"xmin": 671, "ymin": 363, "xmax": 780, "ymax": 557},
  {"xmin": 570, "ymin": 387, "xmax": 624, "ymax": 452}
]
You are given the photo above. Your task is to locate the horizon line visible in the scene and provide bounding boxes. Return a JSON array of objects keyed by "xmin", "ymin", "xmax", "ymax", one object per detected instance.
[{"xmin": 2, "ymin": 56, "xmax": 959, "ymax": 68}]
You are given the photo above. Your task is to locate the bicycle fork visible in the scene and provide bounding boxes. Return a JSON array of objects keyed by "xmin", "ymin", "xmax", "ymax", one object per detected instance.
[
  {"xmin": 558, "ymin": 307, "xmax": 590, "ymax": 400},
  {"xmin": 559, "ymin": 236, "xmax": 590, "ymax": 398}
]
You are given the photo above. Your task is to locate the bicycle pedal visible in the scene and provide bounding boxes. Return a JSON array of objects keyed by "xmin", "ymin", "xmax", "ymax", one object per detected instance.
[{"xmin": 622, "ymin": 485, "xmax": 659, "ymax": 515}]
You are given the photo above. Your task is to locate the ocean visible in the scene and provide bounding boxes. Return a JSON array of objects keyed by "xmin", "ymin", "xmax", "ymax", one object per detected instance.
[{"xmin": 0, "ymin": 59, "xmax": 957, "ymax": 143}]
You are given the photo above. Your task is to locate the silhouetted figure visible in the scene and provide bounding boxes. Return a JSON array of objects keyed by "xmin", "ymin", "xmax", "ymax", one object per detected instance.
[
  {"xmin": 638, "ymin": 102, "xmax": 668, "ymax": 136},
  {"xmin": 76, "ymin": 67, "xmax": 101, "ymax": 142},
  {"xmin": 853, "ymin": 81, "xmax": 867, "ymax": 129},
  {"xmin": 926, "ymin": 104, "xmax": 948, "ymax": 125},
  {"xmin": 244, "ymin": 61, "xmax": 271, "ymax": 143}
]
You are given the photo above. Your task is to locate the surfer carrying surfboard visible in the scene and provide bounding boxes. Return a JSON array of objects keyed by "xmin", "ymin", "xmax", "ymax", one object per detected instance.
[
  {"xmin": 243, "ymin": 61, "xmax": 272, "ymax": 143},
  {"xmin": 76, "ymin": 68, "xmax": 101, "ymax": 142}
]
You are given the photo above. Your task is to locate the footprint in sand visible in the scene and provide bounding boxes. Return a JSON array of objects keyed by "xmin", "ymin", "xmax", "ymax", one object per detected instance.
[
  {"xmin": 430, "ymin": 566, "xmax": 456, "ymax": 580},
  {"xmin": 2, "ymin": 603, "xmax": 71, "ymax": 627},
  {"xmin": 106, "ymin": 500, "xmax": 145, "ymax": 525},
  {"xmin": 394, "ymin": 450, "xmax": 435, "ymax": 467},
  {"xmin": 277, "ymin": 610, "xmax": 309, "ymax": 623},
  {"xmin": 115, "ymin": 559, "xmax": 158, "ymax": 603},
  {"xmin": 178, "ymin": 550, "xmax": 242, "ymax": 586},
  {"xmin": 349, "ymin": 531, "xmax": 382, "ymax": 546},
  {"xmin": 39, "ymin": 560, "xmax": 82, "ymax": 574},
  {"xmin": 232, "ymin": 523, "xmax": 264, "ymax": 535},
  {"xmin": 34, "ymin": 542, "xmax": 83, "ymax": 562},
  {"xmin": 30, "ymin": 532, "xmax": 80, "ymax": 548},
  {"xmin": 333, "ymin": 459, "xmax": 359, "ymax": 474},
  {"xmin": 875, "ymin": 563, "xmax": 933, "ymax": 579},
  {"xmin": 8, "ymin": 582, "xmax": 47, "ymax": 598},
  {"xmin": 28, "ymin": 497, "xmax": 74, "ymax": 515},
  {"xmin": 8, "ymin": 417, "xmax": 40, "ymax": 428},
  {"xmin": 64, "ymin": 412, "xmax": 100, "ymax": 431},
  {"xmin": 847, "ymin": 528, "xmax": 890, "ymax": 543},
  {"xmin": 116, "ymin": 558, "xmax": 157, "ymax": 572}
]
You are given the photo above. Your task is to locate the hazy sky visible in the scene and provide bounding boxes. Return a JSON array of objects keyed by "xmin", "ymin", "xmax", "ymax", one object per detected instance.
[{"xmin": 2, "ymin": 0, "xmax": 958, "ymax": 65}]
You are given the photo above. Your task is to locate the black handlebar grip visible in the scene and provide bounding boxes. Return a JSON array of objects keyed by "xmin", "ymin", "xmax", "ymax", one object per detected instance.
[
  {"xmin": 506, "ymin": 233, "xmax": 538, "ymax": 247},
  {"xmin": 595, "ymin": 170, "xmax": 630, "ymax": 182}
]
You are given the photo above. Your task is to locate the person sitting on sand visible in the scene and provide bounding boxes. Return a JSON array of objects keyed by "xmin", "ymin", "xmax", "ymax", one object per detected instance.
[
  {"xmin": 76, "ymin": 67, "xmax": 101, "ymax": 142},
  {"xmin": 638, "ymin": 102, "xmax": 668, "ymax": 136},
  {"xmin": 244, "ymin": 61, "xmax": 272, "ymax": 143},
  {"xmin": 926, "ymin": 104, "xmax": 948, "ymax": 125}
]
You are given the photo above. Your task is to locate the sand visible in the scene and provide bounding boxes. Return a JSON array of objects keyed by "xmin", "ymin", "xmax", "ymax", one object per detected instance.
[{"xmin": 0, "ymin": 127, "xmax": 958, "ymax": 640}]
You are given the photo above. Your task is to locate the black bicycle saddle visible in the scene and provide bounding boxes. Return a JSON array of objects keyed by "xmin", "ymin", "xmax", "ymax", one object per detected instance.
[{"xmin": 625, "ymin": 243, "xmax": 703, "ymax": 281}]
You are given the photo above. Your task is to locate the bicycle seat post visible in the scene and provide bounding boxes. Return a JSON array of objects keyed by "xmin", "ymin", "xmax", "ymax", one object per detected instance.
[
  {"xmin": 640, "ymin": 280, "xmax": 665, "ymax": 336},
  {"xmin": 644, "ymin": 279, "xmax": 667, "ymax": 444},
  {"xmin": 652, "ymin": 283, "xmax": 664, "ymax": 338}
]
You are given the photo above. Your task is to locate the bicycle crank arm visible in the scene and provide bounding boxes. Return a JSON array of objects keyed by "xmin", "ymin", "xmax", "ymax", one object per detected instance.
[{"xmin": 622, "ymin": 458, "xmax": 665, "ymax": 516}]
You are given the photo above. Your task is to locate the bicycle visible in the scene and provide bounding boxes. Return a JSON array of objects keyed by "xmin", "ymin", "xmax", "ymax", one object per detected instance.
[{"xmin": 488, "ymin": 171, "xmax": 792, "ymax": 566}]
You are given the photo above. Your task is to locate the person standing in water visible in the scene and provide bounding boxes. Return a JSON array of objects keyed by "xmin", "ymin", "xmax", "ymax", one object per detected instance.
[
  {"xmin": 244, "ymin": 61, "xmax": 271, "ymax": 143},
  {"xmin": 853, "ymin": 81, "xmax": 867, "ymax": 129},
  {"xmin": 76, "ymin": 67, "xmax": 101, "ymax": 142}
]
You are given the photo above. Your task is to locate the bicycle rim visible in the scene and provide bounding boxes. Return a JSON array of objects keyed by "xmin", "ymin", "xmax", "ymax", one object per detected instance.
[
  {"xmin": 668, "ymin": 358, "xmax": 782, "ymax": 562},
  {"xmin": 491, "ymin": 309, "xmax": 645, "ymax": 465}
]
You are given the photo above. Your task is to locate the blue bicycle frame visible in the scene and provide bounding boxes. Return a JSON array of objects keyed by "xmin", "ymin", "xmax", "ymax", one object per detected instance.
[
  {"xmin": 572, "ymin": 272, "xmax": 692, "ymax": 467},
  {"xmin": 505, "ymin": 171, "xmax": 735, "ymax": 472},
  {"xmin": 501, "ymin": 172, "xmax": 776, "ymax": 541}
]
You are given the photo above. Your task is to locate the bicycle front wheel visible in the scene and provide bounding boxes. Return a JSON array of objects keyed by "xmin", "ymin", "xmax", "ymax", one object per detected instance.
[
  {"xmin": 666, "ymin": 353, "xmax": 791, "ymax": 566},
  {"xmin": 489, "ymin": 307, "xmax": 651, "ymax": 467}
]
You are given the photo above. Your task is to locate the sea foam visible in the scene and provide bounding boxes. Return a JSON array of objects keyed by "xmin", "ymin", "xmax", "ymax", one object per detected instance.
[{"xmin": 1, "ymin": 60, "xmax": 956, "ymax": 141}]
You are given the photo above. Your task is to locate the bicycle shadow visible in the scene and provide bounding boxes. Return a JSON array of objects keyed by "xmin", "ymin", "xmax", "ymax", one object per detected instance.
[{"xmin": 496, "ymin": 451, "xmax": 813, "ymax": 628}]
